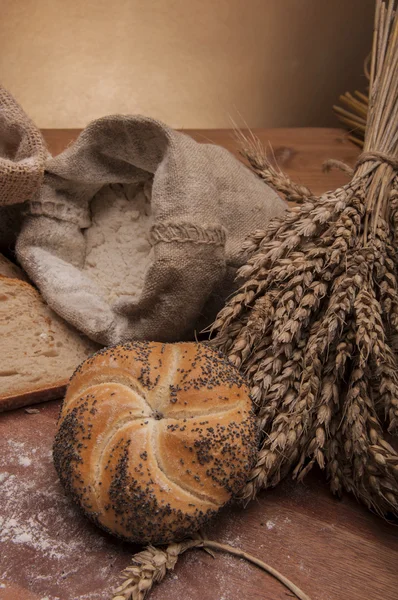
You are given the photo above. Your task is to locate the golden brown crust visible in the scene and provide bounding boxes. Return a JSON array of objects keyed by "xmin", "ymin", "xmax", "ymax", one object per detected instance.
[
  {"xmin": 0, "ymin": 381, "xmax": 67, "ymax": 413},
  {"xmin": 54, "ymin": 341, "xmax": 257, "ymax": 543}
]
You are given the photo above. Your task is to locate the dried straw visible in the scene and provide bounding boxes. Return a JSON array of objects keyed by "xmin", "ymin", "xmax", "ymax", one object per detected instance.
[
  {"xmin": 333, "ymin": 55, "xmax": 370, "ymax": 147},
  {"xmin": 112, "ymin": 536, "xmax": 312, "ymax": 600},
  {"xmin": 212, "ymin": 0, "xmax": 398, "ymax": 517}
]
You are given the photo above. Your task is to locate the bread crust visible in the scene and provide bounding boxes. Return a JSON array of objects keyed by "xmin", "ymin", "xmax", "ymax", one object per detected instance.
[
  {"xmin": 0, "ymin": 275, "xmax": 98, "ymax": 411},
  {"xmin": 0, "ymin": 381, "xmax": 67, "ymax": 412},
  {"xmin": 54, "ymin": 341, "xmax": 257, "ymax": 543}
]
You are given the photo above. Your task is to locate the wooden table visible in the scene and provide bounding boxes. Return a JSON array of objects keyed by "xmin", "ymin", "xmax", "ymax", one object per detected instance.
[{"xmin": 1, "ymin": 128, "xmax": 397, "ymax": 600}]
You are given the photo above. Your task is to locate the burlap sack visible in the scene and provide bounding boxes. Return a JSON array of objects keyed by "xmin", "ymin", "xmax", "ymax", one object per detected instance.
[
  {"xmin": 0, "ymin": 85, "xmax": 47, "ymax": 249},
  {"xmin": 17, "ymin": 115, "xmax": 286, "ymax": 345}
]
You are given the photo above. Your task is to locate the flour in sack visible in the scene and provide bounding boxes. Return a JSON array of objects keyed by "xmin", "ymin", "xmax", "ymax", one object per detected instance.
[{"xmin": 83, "ymin": 181, "xmax": 153, "ymax": 305}]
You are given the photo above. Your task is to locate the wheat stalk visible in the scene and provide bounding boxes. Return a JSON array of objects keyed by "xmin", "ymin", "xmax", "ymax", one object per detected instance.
[
  {"xmin": 212, "ymin": 0, "xmax": 398, "ymax": 517},
  {"xmin": 112, "ymin": 537, "xmax": 312, "ymax": 600},
  {"xmin": 333, "ymin": 55, "xmax": 370, "ymax": 147}
]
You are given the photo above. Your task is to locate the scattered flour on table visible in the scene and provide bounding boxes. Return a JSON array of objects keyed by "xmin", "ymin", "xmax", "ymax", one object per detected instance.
[
  {"xmin": 0, "ymin": 441, "xmax": 98, "ymax": 560},
  {"xmin": 222, "ymin": 534, "xmax": 241, "ymax": 547},
  {"xmin": 83, "ymin": 181, "xmax": 153, "ymax": 305},
  {"xmin": 0, "ymin": 427, "xmax": 127, "ymax": 600},
  {"xmin": 214, "ymin": 553, "xmax": 252, "ymax": 597},
  {"xmin": 299, "ymin": 559, "xmax": 311, "ymax": 574},
  {"xmin": 178, "ymin": 550, "xmax": 252, "ymax": 600}
]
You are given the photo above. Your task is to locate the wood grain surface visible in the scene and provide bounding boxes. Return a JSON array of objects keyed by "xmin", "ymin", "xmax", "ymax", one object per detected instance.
[{"xmin": 1, "ymin": 128, "xmax": 396, "ymax": 600}]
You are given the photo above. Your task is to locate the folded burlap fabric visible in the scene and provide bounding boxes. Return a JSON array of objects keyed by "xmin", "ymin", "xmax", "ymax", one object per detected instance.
[
  {"xmin": 0, "ymin": 85, "xmax": 48, "ymax": 249},
  {"xmin": 16, "ymin": 115, "xmax": 286, "ymax": 345},
  {"xmin": 0, "ymin": 85, "xmax": 47, "ymax": 206}
]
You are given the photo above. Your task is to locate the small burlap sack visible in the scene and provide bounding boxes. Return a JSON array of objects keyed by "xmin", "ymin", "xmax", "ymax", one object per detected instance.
[
  {"xmin": 17, "ymin": 115, "xmax": 286, "ymax": 345},
  {"xmin": 0, "ymin": 85, "xmax": 47, "ymax": 249}
]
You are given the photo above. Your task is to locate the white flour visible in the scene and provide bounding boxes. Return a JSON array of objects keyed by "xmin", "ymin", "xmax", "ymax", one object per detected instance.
[
  {"xmin": 83, "ymin": 181, "xmax": 153, "ymax": 305},
  {"xmin": 0, "ymin": 421, "xmax": 130, "ymax": 600}
]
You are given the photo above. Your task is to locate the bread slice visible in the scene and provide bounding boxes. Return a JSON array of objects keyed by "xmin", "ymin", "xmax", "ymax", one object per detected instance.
[
  {"xmin": 0, "ymin": 253, "xmax": 28, "ymax": 281},
  {"xmin": 0, "ymin": 276, "xmax": 99, "ymax": 412}
]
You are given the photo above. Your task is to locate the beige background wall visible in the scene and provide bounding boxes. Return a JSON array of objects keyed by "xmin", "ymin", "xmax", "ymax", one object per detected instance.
[{"xmin": 1, "ymin": 0, "xmax": 374, "ymax": 129}]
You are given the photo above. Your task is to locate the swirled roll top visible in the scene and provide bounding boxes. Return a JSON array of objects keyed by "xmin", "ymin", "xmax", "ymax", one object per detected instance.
[{"xmin": 53, "ymin": 341, "xmax": 257, "ymax": 543}]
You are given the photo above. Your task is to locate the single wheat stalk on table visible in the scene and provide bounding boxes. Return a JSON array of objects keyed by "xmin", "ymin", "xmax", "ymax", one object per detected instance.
[{"xmin": 112, "ymin": 537, "xmax": 311, "ymax": 600}]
